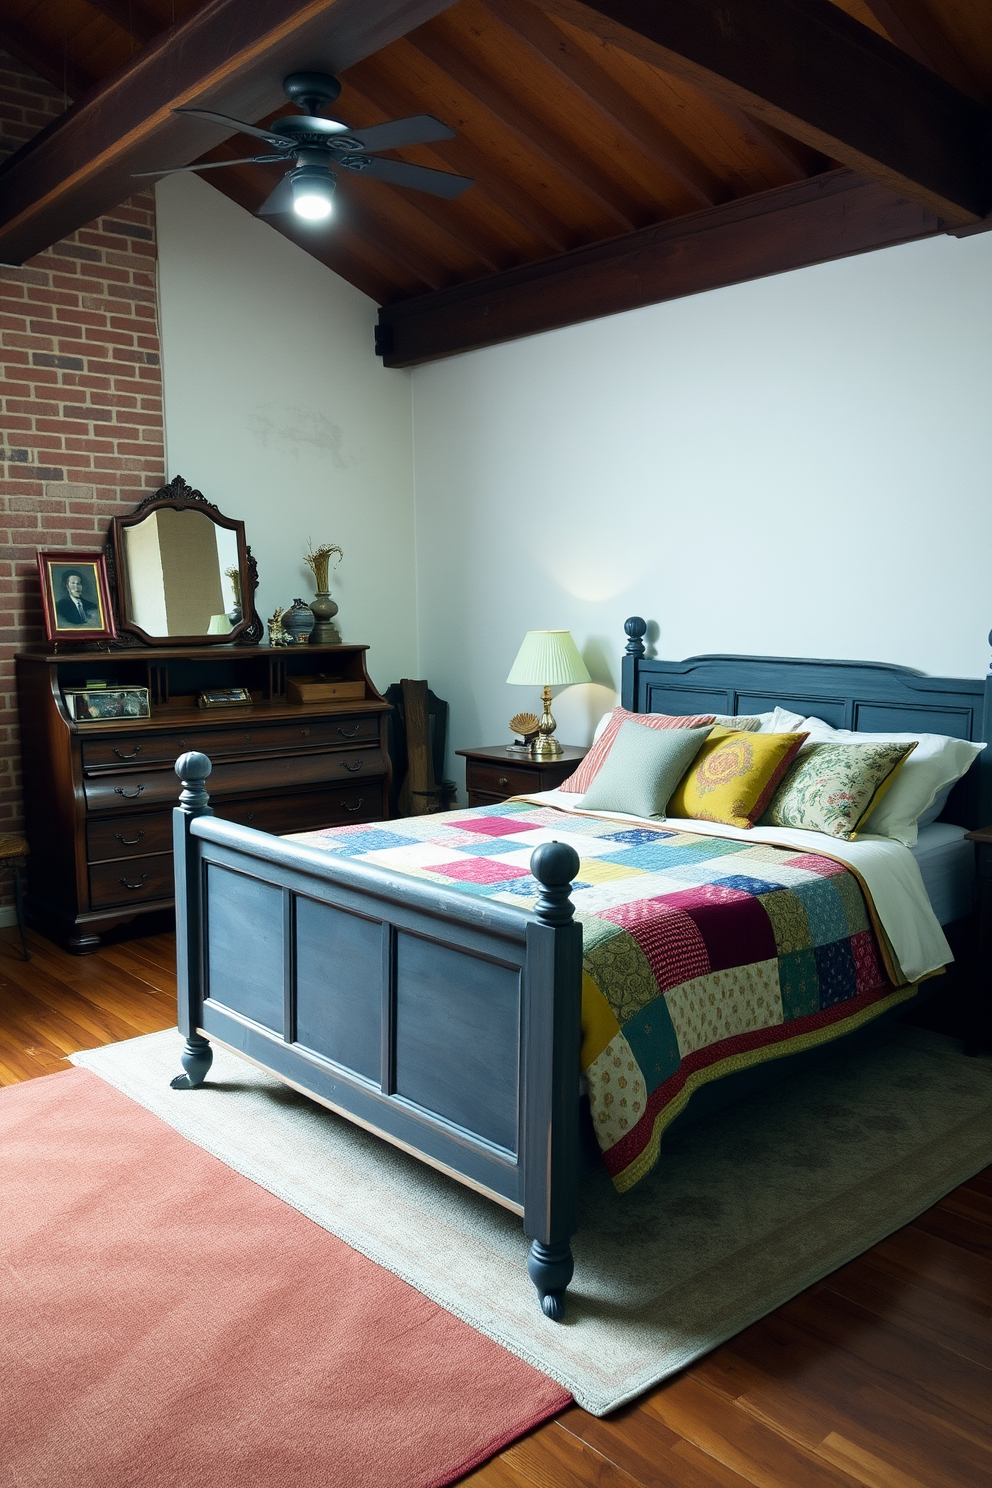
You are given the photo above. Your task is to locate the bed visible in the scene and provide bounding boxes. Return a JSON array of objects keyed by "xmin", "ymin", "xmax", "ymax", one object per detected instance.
[{"xmin": 169, "ymin": 621, "xmax": 991, "ymax": 1318}]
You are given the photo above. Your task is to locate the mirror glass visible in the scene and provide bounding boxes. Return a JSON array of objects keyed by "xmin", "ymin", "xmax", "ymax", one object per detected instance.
[{"xmin": 122, "ymin": 508, "xmax": 242, "ymax": 638}]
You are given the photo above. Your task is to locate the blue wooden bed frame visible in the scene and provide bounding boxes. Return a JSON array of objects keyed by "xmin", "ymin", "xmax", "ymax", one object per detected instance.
[{"xmin": 170, "ymin": 619, "xmax": 992, "ymax": 1318}]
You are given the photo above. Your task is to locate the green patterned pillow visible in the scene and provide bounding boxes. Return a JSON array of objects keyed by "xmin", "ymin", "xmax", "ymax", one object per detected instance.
[
  {"xmin": 761, "ymin": 740, "xmax": 917, "ymax": 839},
  {"xmin": 580, "ymin": 721, "xmax": 712, "ymax": 818}
]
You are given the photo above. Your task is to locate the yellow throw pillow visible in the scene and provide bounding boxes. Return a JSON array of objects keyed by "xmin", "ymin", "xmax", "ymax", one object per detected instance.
[{"xmin": 667, "ymin": 728, "xmax": 809, "ymax": 830}]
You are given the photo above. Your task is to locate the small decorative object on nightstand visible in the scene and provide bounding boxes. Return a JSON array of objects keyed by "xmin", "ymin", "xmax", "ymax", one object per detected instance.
[
  {"xmin": 506, "ymin": 630, "xmax": 591, "ymax": 758},
  {"xmin": 457, "ymin": 744, "xmax": 588, "ymax": 807}
]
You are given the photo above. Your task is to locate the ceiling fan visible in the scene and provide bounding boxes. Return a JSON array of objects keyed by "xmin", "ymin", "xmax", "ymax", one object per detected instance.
[{"xmin": 136, "ymin": 71, "xmax": 473, "ymax": 222}]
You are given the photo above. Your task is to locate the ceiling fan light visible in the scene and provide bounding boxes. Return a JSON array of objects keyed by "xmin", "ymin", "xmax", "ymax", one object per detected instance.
[{"xmin": 290, "ymin": 167, "xmax": 335, "ymax": 221}]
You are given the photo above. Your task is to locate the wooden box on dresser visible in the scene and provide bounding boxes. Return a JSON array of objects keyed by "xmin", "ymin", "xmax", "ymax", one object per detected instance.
[{"xmin": 16, "ymin": 643, "xmax": 391, "ymax": 951}]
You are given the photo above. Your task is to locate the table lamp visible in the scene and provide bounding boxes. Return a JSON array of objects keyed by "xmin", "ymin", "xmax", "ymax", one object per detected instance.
[{"xmin": 506, "ymin": 629, "xmax": 591, "ymax": 758}]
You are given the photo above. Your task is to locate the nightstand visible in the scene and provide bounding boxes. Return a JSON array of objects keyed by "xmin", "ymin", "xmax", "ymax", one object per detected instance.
[
  {"xmin": 456, "ymin": 744, "xmax": 588, "ymax": 807},
  {"xmin": 962, "ymin": 825, "xmax": 992, "ymax": 1054}
]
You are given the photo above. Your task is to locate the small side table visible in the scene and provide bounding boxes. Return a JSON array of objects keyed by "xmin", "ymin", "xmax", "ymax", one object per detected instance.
[
  {"xmin": 961, "ymin": 824, "xmax": 992, "ymax": 1054},
  {"xmin": 456, "ymin": 744, "xmax": 588, "ymax": 808}
]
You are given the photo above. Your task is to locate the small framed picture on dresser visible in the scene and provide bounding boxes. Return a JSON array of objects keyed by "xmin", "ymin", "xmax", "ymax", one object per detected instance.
[{"xmin": 37, "ymin": 550, "xmax": 117, "ymax": 643}]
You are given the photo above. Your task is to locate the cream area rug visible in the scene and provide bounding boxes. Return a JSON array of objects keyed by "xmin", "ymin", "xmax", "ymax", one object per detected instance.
[{"xmin": 72, "ymin": 1024, "xmax": 992, "ymax": 1416}]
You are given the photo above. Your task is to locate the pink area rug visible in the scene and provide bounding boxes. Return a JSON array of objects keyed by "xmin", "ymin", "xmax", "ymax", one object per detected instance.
[{"xmin": 0, "ymin": 1067, "xmax": 570, "ymax": 1488}]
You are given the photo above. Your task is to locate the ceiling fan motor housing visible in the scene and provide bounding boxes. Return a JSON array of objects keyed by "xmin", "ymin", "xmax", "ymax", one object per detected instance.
[{"xmin": 282, "ymin": 71, "xmax": 341, "ymax": 116}]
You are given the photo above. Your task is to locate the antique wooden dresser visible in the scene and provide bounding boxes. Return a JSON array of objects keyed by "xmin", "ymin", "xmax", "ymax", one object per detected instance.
[{"xmin": 16, "ymin": 642, "xmax": 392, "ymax": 950}]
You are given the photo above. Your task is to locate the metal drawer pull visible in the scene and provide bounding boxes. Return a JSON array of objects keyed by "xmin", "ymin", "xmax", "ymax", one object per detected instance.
[
  {"xmin": 337, "ymin": 724, "xmax": 360, "ymax": 737},
  {"xmin": 114, "ymin": 785, "xmax": 145, "ymax": 799},
  {"xmin": 115, "ymin": 831, "xmax": 144, "ymax": 846},
  {"xmin": 118, "ymin": 874, "xmax": 148, "ymax": 890},
  {"xmin": 498, "ymin": 776, "xmax": 509, "ymax": 786},
  {"xmin": 342, "ymin": 798, "xmax": 364, "ymax": 813},
  {"xmin": 342, "ymin": 760, "xmax": 363, "ymax": 772},
  {"xmin": 112, "ymin": 744, "xmax": 142, "ymax": 760}
]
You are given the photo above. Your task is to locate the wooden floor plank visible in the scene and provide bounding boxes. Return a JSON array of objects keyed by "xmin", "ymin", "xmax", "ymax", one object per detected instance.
[
  {"xmin": 1, "ymin": 924, "xmax": 989, "ymax": 1488},
  {"xmin": 644, "ymin": 1374, "xmax": 869, "ymax": 1488}
]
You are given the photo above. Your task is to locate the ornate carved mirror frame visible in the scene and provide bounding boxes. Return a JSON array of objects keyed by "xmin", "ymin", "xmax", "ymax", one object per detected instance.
[{"xmin": 107, "ymin": 476, "xmax": 261, "ymax": 647}]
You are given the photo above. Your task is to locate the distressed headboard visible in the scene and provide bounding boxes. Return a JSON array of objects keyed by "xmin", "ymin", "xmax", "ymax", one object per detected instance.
[{"xmin": 620, "ymin": 618, "xmax": 992, "ymax": 831}]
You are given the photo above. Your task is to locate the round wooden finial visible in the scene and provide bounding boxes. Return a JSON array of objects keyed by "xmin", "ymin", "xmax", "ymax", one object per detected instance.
[
  {"xmin": 530, "ymin": 840, "xmax": 580, "ymax": 925},
  {"xmin": 624, "ymin": 616, "xmax": 647, "ymax": 657},
  {"xmin": 175, "ymin": 751, "xmax": 212, "ymax": 814}
]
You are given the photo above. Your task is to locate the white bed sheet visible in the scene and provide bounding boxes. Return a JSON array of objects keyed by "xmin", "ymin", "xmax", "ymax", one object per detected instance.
[
  {"xmin": 910, "ymin": 822, "xmax": 975, "ymax": 926},
  {"xmin": 520, "ymin": 789, "xmax": 952, "ymax": 984}
]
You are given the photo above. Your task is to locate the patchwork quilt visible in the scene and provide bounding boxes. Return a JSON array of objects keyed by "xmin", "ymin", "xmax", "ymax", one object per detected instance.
[{"xmin": 289, "ymin": 801, "xmax": 917, "ymax": 1192}]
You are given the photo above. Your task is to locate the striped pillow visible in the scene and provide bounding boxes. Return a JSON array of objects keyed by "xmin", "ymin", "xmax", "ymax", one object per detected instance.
[{"xmin": 560, "ymin": 707, "xmax": 716, "ymax": 794}]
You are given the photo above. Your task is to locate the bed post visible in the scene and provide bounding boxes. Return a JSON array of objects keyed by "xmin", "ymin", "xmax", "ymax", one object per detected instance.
[
  {"xmin": 621, "ymin": 615, "xmax": 646, "ymax": 711},
  {"xmin": 170, "ymin": 751, "xmax": 214, "ymax": 1091},
  {"xmin": 524, "ymin": 840, "xmax": 582, "ymax": 1320}
]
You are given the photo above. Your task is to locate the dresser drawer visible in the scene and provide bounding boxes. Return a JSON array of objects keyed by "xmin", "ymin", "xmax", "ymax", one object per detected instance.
[
  {"xmin": 89, "ymin": 853, "xmax": 175, "ymax": 909},
  {"xmin": 87, "ymin": 811, "xmax": 173, "ymax": 862},
  {"xmin": 465, "ymin": 760, "xmax": 544, "ymax": 797},
  {"xmin": 216, "ymin": 784, "xmax": 380, "ymax": 835},
  {"xmin": 80, "ymin": 713, "xmax": 380, "ymax": 772},
  {"xmin": 84, "ymin": 749, "xmax": 386, "ymax": 812}
]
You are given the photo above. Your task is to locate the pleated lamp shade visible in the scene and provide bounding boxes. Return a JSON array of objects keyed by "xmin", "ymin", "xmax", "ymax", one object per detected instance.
[{"xmin": 506, "ymin": 630, "xmax": 591, "ymax": 687}]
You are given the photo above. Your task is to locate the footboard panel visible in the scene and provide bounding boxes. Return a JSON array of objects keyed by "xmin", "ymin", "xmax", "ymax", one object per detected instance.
[
  {"xmin": 173, "ymin": 751, "xmax": 583, "ymax": 1277},
  {"xmin": 195, "ymin": 834, "xmax": 530, "ymax": 1204}
]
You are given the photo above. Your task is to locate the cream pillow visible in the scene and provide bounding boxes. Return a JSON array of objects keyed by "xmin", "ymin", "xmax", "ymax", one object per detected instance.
[
  {"xmin": 758, "ymin": 706, "xmax": 808, "ymax": 733},
  {"xmin": 792, "ymin": 715, "xmax": 984, "ymax": 846}
]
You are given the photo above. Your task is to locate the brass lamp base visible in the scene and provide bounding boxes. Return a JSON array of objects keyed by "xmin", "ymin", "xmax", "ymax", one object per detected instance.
[{"xmin": 529, "ymin": 685, "xmax": 563, "ymax": 757}]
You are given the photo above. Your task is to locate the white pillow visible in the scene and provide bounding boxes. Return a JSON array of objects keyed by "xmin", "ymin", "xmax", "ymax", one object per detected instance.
[
  {"xmin": 592, "ymin": 712, "xmax": 612, "ymax": 744},
  {"xmin": 758, "ymin": 706, "xmax": 807, "ymax": 733},
  {"xmin": 792, "ymin": 715, "xmax": 984, "ymax": 846}
]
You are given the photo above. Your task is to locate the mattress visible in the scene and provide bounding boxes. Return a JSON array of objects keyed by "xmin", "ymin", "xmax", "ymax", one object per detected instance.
[{"xmin": 910, "ymin": 823, "xmax": 975, "ymax": 925}]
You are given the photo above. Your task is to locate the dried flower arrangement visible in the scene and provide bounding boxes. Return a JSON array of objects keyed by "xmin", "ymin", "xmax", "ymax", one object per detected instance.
[{"xmin": 305, "ymin": 540, "xmax": 343, "ymax": 592}]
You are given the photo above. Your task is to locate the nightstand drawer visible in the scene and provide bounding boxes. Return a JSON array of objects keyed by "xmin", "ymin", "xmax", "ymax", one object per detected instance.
[{"xmin": 466, "ymin": 760, "xmax": 543, "ymax": 796}]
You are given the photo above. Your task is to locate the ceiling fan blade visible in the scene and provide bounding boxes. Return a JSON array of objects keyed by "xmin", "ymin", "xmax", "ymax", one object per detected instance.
[
  {"xmin": 340, "ymin": 155, "xmax": 472, "ymax": 200},
  {"xmin": 337, "ymin": 115, "xmax": 456, "ymax": 154},
  {"xmin": 173, "ymin": 108, "xmax": 289, "ymax": 149},
  {"xmin": 134, "ymin": 154, "xmax": 286, "ymax": 178},
  {"xmin": 256, "ymin": 175, "xmax": 296, "ymax": 216}
]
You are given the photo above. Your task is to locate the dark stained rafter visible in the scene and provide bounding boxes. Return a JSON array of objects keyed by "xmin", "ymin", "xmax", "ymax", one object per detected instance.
[
  {"xmin": 82, "ymin": 0, "xmax": 161, "ymax": 46},
  {"xmin": 859, "ymin": 0, "xmax": 988, "ymax": 102},
  {"xmin": 407, "ymin": 19, "xmax": 643, "ymax": 232},
  {"xmin": 375, "ymin": 168, "xmax": 949, "ymax": 365},
  {"xmin": 483, "ymin": 0, "xmax": 725, "ymax": 208},
  {"xmin": 542, "ymin": 0, "xmax": 992, "ymax": 224},
  {"xmin": 2, "ymin": 0, "xmax": 991, "ymax": 361},
  {"xmin": 0, "ymin": 0, "xmax": 459, "ymax": 266}
]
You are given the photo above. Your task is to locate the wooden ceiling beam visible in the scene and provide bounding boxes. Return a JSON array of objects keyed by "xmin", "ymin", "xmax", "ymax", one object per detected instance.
[
  {"xmin": 0, "ymin": 20, "xmax": 91, "ymax": 103},
  {"xmin": 482, "ymin": 0, "xmax": 724, "ymax": 209},
  {"xmin": 540, "ymin": 0, "xmax": 992, "ymax": 225},
  {"xmin": 407, "ymin": 24, "xmax": 641, "ymax": 233},
  {"xmin": 345, "ymin": 50, "xmax": 577, "ymax": 255},
  {"xmin": 82, "ymin": 1, "xmax": 162, "ymax": 47},
  {"xmin": 375, "ymin": 168, "xmax": 953, "ymax": 366},
  {"xmin": 859, "ymin": 0, "xmax": 987, "ymax": 104},
  {"xmin": 0, "ymin": 0, "xmax": 459, "ymax": 265}
]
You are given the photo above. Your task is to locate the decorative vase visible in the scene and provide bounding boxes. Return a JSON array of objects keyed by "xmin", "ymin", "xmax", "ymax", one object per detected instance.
[
  {"xmin": 309, "ymin": 591, "xmax": 340, "ymax": 644},
  {"xmin": 283, "ymin": 598, "xmax": 315, "ymax": 645}
]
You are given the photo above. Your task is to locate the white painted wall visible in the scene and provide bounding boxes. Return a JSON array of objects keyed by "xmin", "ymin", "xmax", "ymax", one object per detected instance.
[
  {"xmin": 411, "ymin": 232, "xmax": 992, "ymax": 778},
  {"xmin": 155, "ymin": 173, "xmax": 417, "ymax": 692}
]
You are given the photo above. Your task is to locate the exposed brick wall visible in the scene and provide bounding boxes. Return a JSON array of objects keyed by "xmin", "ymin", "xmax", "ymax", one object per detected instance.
[{"xmin": 0, "ymin": 51, "xmax": 166, "ymax": 909}]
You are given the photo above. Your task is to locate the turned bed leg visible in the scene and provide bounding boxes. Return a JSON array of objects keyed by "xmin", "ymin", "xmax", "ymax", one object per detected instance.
[
  {"xmin": 528, "ymin": 1238, "xmax": 575, "ymax": 1321},
  {"xmin": 524, "ymin": 840, "xmax": 582, "ymax": 1322},
  {"xmin": 171, "ymin": 1034, "xmax": 213, "ymax": 1090}
]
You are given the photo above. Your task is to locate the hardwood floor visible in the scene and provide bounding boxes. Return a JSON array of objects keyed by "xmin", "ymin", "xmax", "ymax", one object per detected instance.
[{"xmin": 2, "ymin": 925, "xmax": 989, "ymax": 1488}]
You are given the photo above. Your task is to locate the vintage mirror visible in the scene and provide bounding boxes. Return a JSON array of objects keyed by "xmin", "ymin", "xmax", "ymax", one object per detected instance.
[{"xmin": 108, "ymin": 477, "xmax": 260, "ymax": 645}]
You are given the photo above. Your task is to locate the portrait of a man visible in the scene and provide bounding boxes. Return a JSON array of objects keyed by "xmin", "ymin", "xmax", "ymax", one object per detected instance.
[
  {"xmin": 55, "ymin": 569, "xmax": 102, "ymax": 628},
  {"xmin": 37, "ymin": 551, "xmax": 116, "ymax": 642}
]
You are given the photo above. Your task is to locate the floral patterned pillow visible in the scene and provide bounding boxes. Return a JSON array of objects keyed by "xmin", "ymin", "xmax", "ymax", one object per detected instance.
[{"xmin": 761, "ymin": 741, "xmax": 917, "ymax": 839}]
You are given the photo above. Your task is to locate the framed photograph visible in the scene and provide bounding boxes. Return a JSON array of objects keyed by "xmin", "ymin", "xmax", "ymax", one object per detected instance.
[
  {"xmin": 63, "ymin": 686, "xmax": 150, "ymax": 722},
  {"xmin": 37, "ymin": 550, "xmax": 116, "ymax": 642}
]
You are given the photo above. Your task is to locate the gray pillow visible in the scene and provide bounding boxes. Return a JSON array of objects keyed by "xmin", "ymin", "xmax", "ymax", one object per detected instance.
[{"xmin": 580, "ymin": 722, "xmax": 712, "ymax": 818}]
